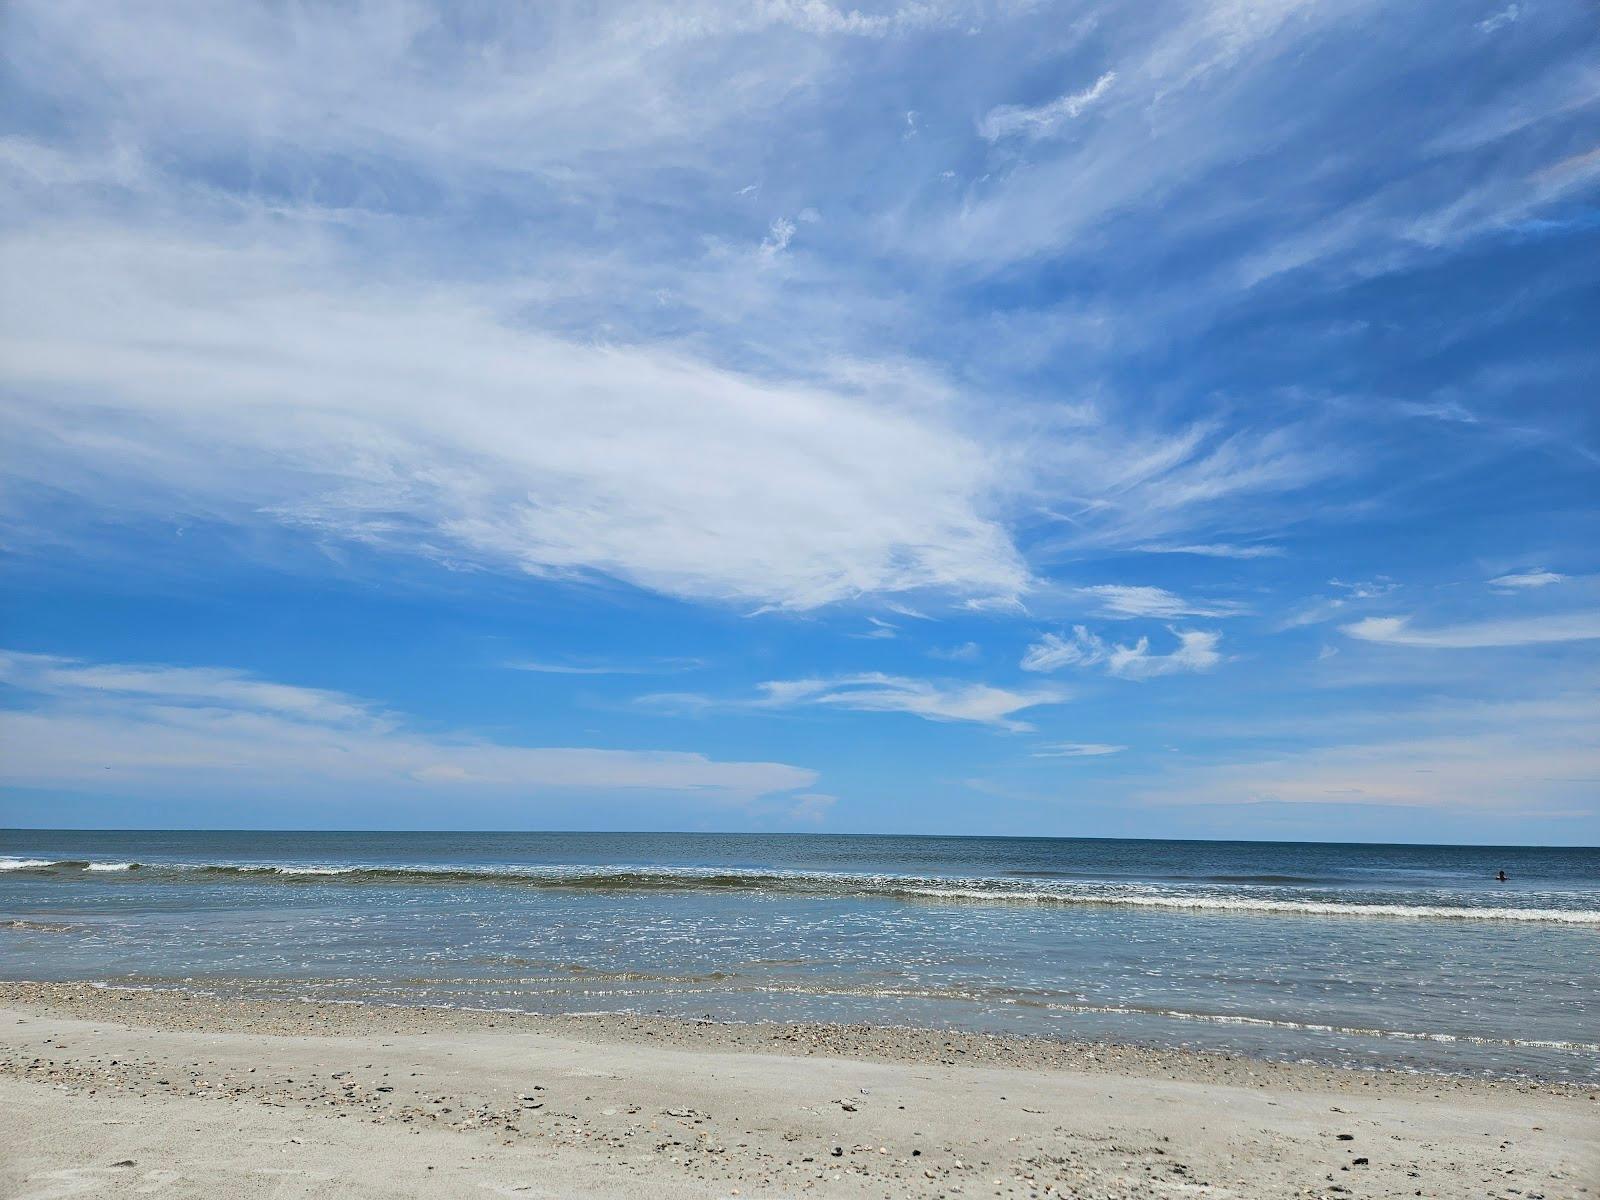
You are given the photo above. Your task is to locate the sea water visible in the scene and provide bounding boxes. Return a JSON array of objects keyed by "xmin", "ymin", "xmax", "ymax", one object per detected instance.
[{"xmin": 2, "ymin": 830, "xmax": 1595, "ymax": 1081}]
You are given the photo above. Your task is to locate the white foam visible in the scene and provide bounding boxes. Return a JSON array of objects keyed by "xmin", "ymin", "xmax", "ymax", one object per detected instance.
[
  {"xmin": 901, "ymin": 886, "xmax": 1600, "ymax": 925},
  {"xmin": 10, "ymin": 855, "xmax": 1597, "ymax": 926}
]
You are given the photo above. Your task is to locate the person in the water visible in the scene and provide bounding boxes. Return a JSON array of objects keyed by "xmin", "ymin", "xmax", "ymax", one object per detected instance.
[{"xmin": 1496, "ymin": 870, "xmax": 1508, "ymax": 882}]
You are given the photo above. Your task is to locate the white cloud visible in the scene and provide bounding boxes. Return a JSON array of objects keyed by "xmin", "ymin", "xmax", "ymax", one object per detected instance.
[
  {"xmin": 1135, "ymin": 542, "xmax": 1284, "ymax": 559},
  {"xmin": 1079, "ymin": 584, "xmax": 1245, "ymax": 619},
  {"xmin": 649, "ymin": 673, "xmax": 1067, "ymax": 731},
  {"xmin": 760, "ymin": 0, "xmax": 957, "ymax": 38},
  {"xmin": 1278, "ymin": 578, "xmax": 1399, "ymax": 629},
  {"xmin": 1106, "ymin": 630, "xmax": 1223, "ymax": 679},
  {"xmin": 0, "ymin": 218, "xmax": 1345, "ymax": 606},
  {"xmin": 929, "ymin": 0, "xmax": 1365, "ymax": 266},
  {"xmin": 1488, "ymin": 569, "xmax": 1565, "ymax": 590},
  {"xmin": 786, "ymin": 791, "xmax": 838, "ymax": 822},
  {"xmin": 505, "ymin": 657, "xmax": 703, "ymax": 675},
  {"xmin": 1, "ymin": 0, "xmax": 1585, "ymax": 635},
  {"xmin": 1021, "ymin": 627, "xmax": 1108, "ymax": 672},
  {"xmin": 979, "ymin": 71, "xmax": 1116, "ymax": 141},
  {"xmin": 3, "ymin": 653, "xmax": 378, "ymax": 727},
  {"xmin": 1021, "ymin": 626, "xmax": 1223, "ymax": 680},
  {"xmin": 1476, "ymin": 4, "xmax": 1520, "ymax": 34},
  {"xmin": 1342, "ymin": 613, "xmax": 1600, "ymax": 649},
  {"xmin": 764, "ymin": 674, "xmax": 1067, "ymax": 730},
  {"xmin": 1135, "ymin": 694, "xmax": 1600, "ymax": 817},
  {"xmin": 0, "ymin": 226, "xmax": 1028, "ymax": 612},
  {"xmin": 2, "ymin": 1, "xmax": 953, "ymax": 189},
  {"xmin": 760, "ymin": 215, "xmax": 797, "ymax": 258},
  {"xmin": 1329, "ymin": 577, "xmax": 1398, "ymax": 600},
  {"xmin": 913, "ymin": 0, "xmax": 1593, "ymax": 321},
  {"xmin": 928, "ymin": 641, "xmax": 981, "ymax": 662},
  {"xmin": 0, "ymin": 650, "xmax": 815, "ymax": 803},
  {"xmin": 850, "ymin": 616, "xmax": 899, "ymax": 639},
  {"xmin": 883, "ymin": 602, "xmax": 932, "ymax": 620},
  {"xmin": 1032, "ymin": 742, "xmax": 1126, "ymax": 758}
]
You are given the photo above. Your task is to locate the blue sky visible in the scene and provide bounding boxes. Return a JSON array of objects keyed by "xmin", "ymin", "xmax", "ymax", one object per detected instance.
[{"xmin": 1, "ymin": 0, "xmax": 1596, "ymax": 843}]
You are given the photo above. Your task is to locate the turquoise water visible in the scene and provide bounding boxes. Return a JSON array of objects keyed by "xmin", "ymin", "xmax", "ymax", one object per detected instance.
[{"xmin": 3, "ymin": 831, "xmax": 1596, "ymax": 1080}]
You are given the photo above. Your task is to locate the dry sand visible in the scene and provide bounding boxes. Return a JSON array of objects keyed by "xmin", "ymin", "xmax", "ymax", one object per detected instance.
[{"xmin": 1, "ymin": 981, "xmax": 1594, "ymax": 1199}]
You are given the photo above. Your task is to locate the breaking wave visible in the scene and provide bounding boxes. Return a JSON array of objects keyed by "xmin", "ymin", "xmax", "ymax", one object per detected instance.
[{"xmin": 4, "ymin": 857, "xmax": 1596, "ymax": 925}]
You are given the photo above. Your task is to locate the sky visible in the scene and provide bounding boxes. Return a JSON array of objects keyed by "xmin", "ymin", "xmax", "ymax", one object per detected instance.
[{"xmin": 1, "ymin": 0, "xmax": 1597, "ymax": 843}]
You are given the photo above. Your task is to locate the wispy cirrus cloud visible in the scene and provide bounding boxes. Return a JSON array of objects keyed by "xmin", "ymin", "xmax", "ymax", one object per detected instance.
[
  {"xmin": 1021, "ymin": 628, "xmax": 1107, "ymax": 673},
  {"xmin": 978, "ymin": 71, "xmax": 1116, "ymax": 141},
  {"xmin": 5, "ymin": 0, "xmax": 1543, "ymax": 620},
  {"xmin": 0, "ymin": 652, "xmax": 380, "ymax": 727},
  {"xmin": 1279, "ymin": 578, "xmax": 1400, "ymax": 629},
  {"xmin": 1021, "ymin": 626, "xmax": 1223, "ymax": 680},
  {"xmin": 0, "ymin": 214, "xmax": 1362, "ymax": 610},
  {"xmin": 1106, "ymin": 630, "xmax": 1224, "ymax": 680},
  {"xmin": 1078, "ymin": 585, "xmax": 1245, "ymax": 619},
  {"xmin": 1488, "ymin": 569, "xmax": 1565, "ymax": 590},
  {"xmin": 0, "ymin": 227, "xmax": 1032, "ymax": 612},
  {"xmin": 1328, "ymin": 578, "xmax": 1399, "ymax": 600},
  {"xmin": 849, "ymin": 616, "xmax": 900, "ymax": 640},
  {"xmin": 757, "ymin": 675, "xmax": 1067, "ymax": 731},
  {"xmin": 644, "ymin": 673, "xmax": 1067, "ymax": 732},
  {"xmin": 1476, "ymin": 4, "xmax": 1521, "ymax": 35},
  {"xmin": 505, "ymin": 657, "xmax": 704, "ymax": 675},
  {"xmin": 0, "ymin": 650, "xmax": 816, "ymax": 805},
  {"xmin": 1032, "ymin": 742, "xmax": 1127, "ymax": 758},
  {"xmin": 1343, "ymin": 613, "xmax": 1600, "ymax": 649},
  {"xmin": 1135, "ymin": 542, "xmax": 1284, "ymax": 559}
]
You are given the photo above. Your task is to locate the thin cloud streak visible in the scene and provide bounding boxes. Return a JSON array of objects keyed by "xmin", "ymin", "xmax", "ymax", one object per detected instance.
[
  {"xmin": 1488, "ymin": 570, "xmax": 1565, "ymax": 590},
  {"xmin": 1135, "ymin": 543, "xmax": 1285, "ymax": 559},
  {"xmin": 645, "ymin": 673, "xmax": 1067, "ymax": 732},
  {"xmin": 1343, "ymin": 613, "xmax": 1600, "ymax": 649},
  {"xmin": 979, "ymin": 71, "xmax": 1116, "ymax": 141},
  {"xmin": 1032, "ymin": 742, "xmax": 1127, "ymax": 758},
  {"xmin": 0, "ymin": 651, "xmax": 816, "ymax": 803},
  {"xmin": 505, "ymin": 658, "xmax": 704, "ymax": 675},
  {"xmin": 1134, "ymin": 694, "xmax": 1600, "ymax": 819},
  {"xmin": 1079, "ymin": 585, "xmax": 1246, "ymax": 619}
]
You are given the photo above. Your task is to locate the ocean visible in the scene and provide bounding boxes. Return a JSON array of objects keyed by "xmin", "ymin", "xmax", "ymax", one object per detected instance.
[{"xmin": 3, "ymin": 830, "xmax": 1596, "ymax": 1081}]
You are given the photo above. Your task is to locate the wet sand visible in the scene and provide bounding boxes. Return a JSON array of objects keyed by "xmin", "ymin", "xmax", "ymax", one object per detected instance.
[{"xmin": 1, "ymin": 982, "xmax": 1595, "ymax": 1198}]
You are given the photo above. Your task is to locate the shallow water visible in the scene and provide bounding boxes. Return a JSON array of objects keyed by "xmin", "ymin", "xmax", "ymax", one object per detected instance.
[{"xmin": 3, "ymin": 830, "xmax": 1596, "ymax": 1080}]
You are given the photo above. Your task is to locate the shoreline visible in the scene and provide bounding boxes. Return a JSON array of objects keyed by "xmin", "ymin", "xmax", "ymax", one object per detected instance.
[
  {"xmin": 2, "ymin": 979, "xmax": 1593, "ymax": 1096},
  {"xmin": 3, "ymin": 981, "xmax": 1595, "ymax": 1198}
]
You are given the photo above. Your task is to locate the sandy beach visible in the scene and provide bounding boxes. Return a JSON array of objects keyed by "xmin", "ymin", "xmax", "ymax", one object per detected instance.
[{"xmin": 1, "ymin": 982, "xmax": 1594, "ymax": 1199}]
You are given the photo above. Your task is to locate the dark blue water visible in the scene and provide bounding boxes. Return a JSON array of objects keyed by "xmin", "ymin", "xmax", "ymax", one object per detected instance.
[{"xmin": 3, "ymin": 831, "xmax": 1596, "ymax": 1081}]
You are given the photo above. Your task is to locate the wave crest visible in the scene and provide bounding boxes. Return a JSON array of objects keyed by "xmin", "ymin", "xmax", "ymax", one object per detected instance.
[{"xmin": 5, "ymin": 858, "xmax": 1597, "ymax": 924}]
